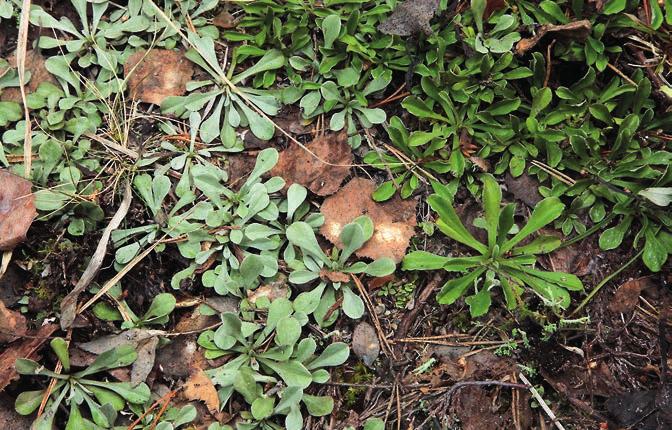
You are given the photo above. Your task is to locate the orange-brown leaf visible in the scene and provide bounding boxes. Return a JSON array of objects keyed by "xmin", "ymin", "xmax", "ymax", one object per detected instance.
[
  {"xmin": 0, "ymin": 170, "xmax": 36, "ymax": 250},
  {"xmin": 271, "ymin": 132, "xmax": 352, "ymax": 196},
  {"xmin": 183, "ymin": 368, "xmax": 219, "ymax": 415},
  {"xmin": 320, "ymin": 178, "xmax": 417, "ymax": 263},
  {"xmin": 124, "ymin": 50, "xmax": 193, "ymax": 105}
]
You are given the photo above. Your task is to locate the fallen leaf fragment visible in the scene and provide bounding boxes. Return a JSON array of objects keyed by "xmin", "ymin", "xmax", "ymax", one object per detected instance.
[
  {"xmin": 270, "ymin": 132, "xmax": 352, "ymax": 196},
  {"xmin": 183, "ymin": 368, "xmax": 220, "ymax": 415},
  {"xmin": 247, "ymin": 277, "xmax": 289, "ymax": 304},
  {"xmin": 378, "ymin": 0, "xmax": 439, "ymax": 36},
  {"xmin": 0, "ymin": 323, "xmax": 57, "ymax": 391},
  {"xmin": 504, "ymin": 172, "xmax": 542, "ymax": 207},
  {"xmin": 0, "ymin": 170, "xmax": 36, "ymax": 250},
  {"xmin": 213, "ymin": 10, "xmax": 238, "ymax": 29},
  {"xmin": 0, "ymin": 50, "xmax": 57, "ymax": 102},
  {"xmin": 0, "ymin": 300, "xmax": 27, "ymax": 343},
  {"xmin": 319, "ymin": 269, "xmax": 351, "ymax": 284},
  {"xmin": 156, "ymin": 337, "xmax": 202, "ymax": 379},
  {"xmin": 609, "ymin": 277, "xmax": 650, "ymax": 314},
  {"xmin": 131, "ymin": 336, "xmax": 159, "ymax": 386},
  {"xmin": 78, "ymin": 328, "xmax": 165, "ymax": 385},
  {"xmin": 352, "ymin": 322, "xmax": 380, "ymax": 366},
  {"xmin": 320, "ymin": 178, "xmax": 417, "ymax": 262},
  {"xmin": 516, "ymin": 20, "xmax": 592, "ymax": 55},
  {"xmin": 124, "ymin": 50, "xmax": 193, "ymax": 105}
]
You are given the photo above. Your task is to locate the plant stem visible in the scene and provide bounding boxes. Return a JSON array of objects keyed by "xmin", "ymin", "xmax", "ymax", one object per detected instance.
[{"xmin": 570, "ymin": 248, "xmax": 644, "ymax": 316}]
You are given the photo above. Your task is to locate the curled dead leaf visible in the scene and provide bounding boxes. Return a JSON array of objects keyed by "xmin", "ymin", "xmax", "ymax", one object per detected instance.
[
  {"xmin": 183, "ymin": 368, "xmax": 220, "ymax": 416},
  {"xmin": 124, "ymin": 50, "xmax": 193, "ymax": 105},
  {"xmin": 352, "ymin": 322, "xmax": 380, "ymax": 366},
  {"xmin": 320, "ymin": 178, "xmax": 417, "ymax": 263},
  {"xmin": 516, "ymin": 20, "xmax": 592, "ymax": 55},
  {"xmin": 270, "ymin": 132, "xmax": 352, "ymax": 196},
  {"xmin": 0, "ymin": 170, "xmax": 36, "ymax": 251}
]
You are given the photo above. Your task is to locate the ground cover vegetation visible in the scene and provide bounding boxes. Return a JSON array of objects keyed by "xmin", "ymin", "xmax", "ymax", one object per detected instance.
[{"xmin": 1, "ymin": 0, "xmax": 671, "ymax": 428}]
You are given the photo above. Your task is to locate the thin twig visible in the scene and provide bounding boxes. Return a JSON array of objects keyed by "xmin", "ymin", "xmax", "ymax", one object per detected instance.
[
  {"xmin": 37, "ymin": 329, "xmax": 72, "ymax": 417},
  {"xmin": 571, "ymin": 249, "xmax": 644, "ymax": 316},
  {"xmin": 519, "ymin": 373, "xmax": 566, "ymax": 430},
  {"xmin": 60, "ymin": 181, "xmax": 133, "ymax": 329},
  {"xmin": 17, "ymin": 0, "xmax": 32, "ymax": 178},
  {"xmin": 351, "ymin": 274, "xmax": 395, "ymax": 359},
  {"xmin": 543, "ymin": 40, "xmax": 556, "ymax": 88},
  {"xmin": 127, "ymin": 389, "xmax": 178, "ymax": 430},
  {"xmin": 606, "ymin": 63, "xmax": 637, "ymax": 86}
]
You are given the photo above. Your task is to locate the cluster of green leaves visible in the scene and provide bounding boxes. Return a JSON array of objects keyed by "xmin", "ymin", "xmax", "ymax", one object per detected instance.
[
  {"xmin": 219, "ymin": 0, "xmax": 408, "ymax": 147},
  {"xmin": 198, "ymin": 299, "xmax": 349, "ymax": 430},
  {"xmin": 360, "ymin": 0, "xmax": 672, "ymax": 270},
  {"xmin": 404, "ymin": 175, "xmax": 584, "ymax": 317},
  {"xmin": 286, "ymin": 216, "xmax": 396, "ymax": 326},
  {"xmin": 15, "ymin": 341, "xmax": 151, "ymax": 429}
]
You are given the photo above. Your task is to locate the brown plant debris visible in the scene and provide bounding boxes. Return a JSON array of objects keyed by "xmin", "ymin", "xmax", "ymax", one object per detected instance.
[
  {"xmin": 0, "ymin": 169, "xmax": 37, "ymax": 251},
  {"xmin": 0, "ymin": 323, "xmax": 57, "ymax": 391},
  {"xmin": 608, "ymin": 277, "xmax": 650, "ymax": 314},
  {"xmin": 183, "ymin": 368, "xmax": 220, "ymax": 415},
  {"xmin": 0, "ymin": 300, "xmax": 27, "ymax": 343},
  {"xmin": 516, "ymin": 20, "xmax": 592, "ymax": 55},
  {"xmin": 504, "ymin": 172, "xmax": 542, "ymax": 207},
  {"xmin": 0, "ymin": 50, "xmax": 57, "ymax": 103},
  {"xmin": 377, "ymin": 0, "xmax": 440, "ymax": 36},
  {"xmin": 124, "ymin": 49, "xmax": 193, "ymax": 105},
  {"xmin": 247, "ymin": 277, "xmax": 289, "ymax": 304},
  {"xmin": 320, "ymin": 177, "xmax": 417, "ymax": 263},
  {"xmin": 212, "ymin": 10, "xmax": 238, "ymax": 29},
  {"xmin": 270, "ymin": 132, "xmax": 352, "ymax": 196},
  {"xmin": 352, "ymin": 322, "xmax": 380, "ymax": 366}
]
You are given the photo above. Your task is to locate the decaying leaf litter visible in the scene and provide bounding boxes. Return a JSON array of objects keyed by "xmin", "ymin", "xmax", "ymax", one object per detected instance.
[{"xmin": 1, "ymin": 0, "xmax": 672, "ymax": 429}]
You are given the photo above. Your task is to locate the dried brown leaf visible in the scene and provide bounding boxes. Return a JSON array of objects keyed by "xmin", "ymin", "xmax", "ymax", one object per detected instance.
[
  {"xmin": 247, "ymin": 277, "xmax": 289, "ymax": 304},
  {"xmin": 504, "ymin": 172, "xmax": 542, "ymax": 207},
  {"xmin": 124, "ymin": 50, "xmax": 193, "ymax": 105},
  {"xmin": 320, "ymin": 178, "xmax": 416, "ymax": 263},
  {"xmin": 0, "ymin": 169, "xmax": 36, "ymax": 250},
  {"xmin": 516, "ymin": 20, "xmax": 592, "ymax": 55},
  {"xmin": 183, "ymin": 368, "xmax": 220, "ymax": 415},
  {"xmin": 0, "ymin": 50, "xmax": 57, "ymax": 103},
  {"xmin": 609, "ymin": 277, "xmax": 650, "ymax": 314},
  {"xmin": 0, "ymin": 323, "xmax": 57, "ymax": 391},
  {"xmin": 212, "ymin": 10, "xmax": 238, "ymax": 29},
  {"xmin": 271, "ymin": 132, "xmax": 352, "ymax": 196},
  {"xmin": 377, "ymin": 0, "xmax": 439, "ymax": 36},
  {"xmin": 131, "ymin": 336, "xmax": 159, "ymax": 386},
  {"xmin": 352, "ymin": 322, "xmax": 380, "ymax": 366},
  {"xmin": 319, "ymin": 269, "xmax": 350, "ymax": 284},
  {"xmin": 0, "ymin": 300, "xmax": 27, "ymax": 343}
]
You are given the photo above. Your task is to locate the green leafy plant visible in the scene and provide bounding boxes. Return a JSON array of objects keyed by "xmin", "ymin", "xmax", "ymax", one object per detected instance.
[
  {"xmin": 30, "ymin": 0, "xmax": 149, "ymax": 73},
  {"xmin": 122, "ymin": 404, "xmax": 196, "ymax": 430},
  {"xmin": 15, "ymin": 342, "xmax": 151, "ymax": 429},
  {"xmin": 285, "ymin": 216, "xmax": 396, "ymax": 326},
  {"xmin": 92, "ymin": 290, "xmax": 176, "ymax": 328},
  {"xmin": 403, "ymin": 175, "xmax": 584, "ymax": 316},
  {"xmin": 198, "ymin": 299, "xmax": 349, "ymax": 430},
  {"xmin": 162, "ymin": 34, "xmax": 285, "ymax": 143},
  {"xmin": 364, "ymin": 115, "xmax": 451, "ymax": 201}
]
